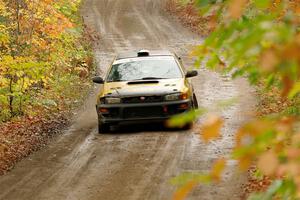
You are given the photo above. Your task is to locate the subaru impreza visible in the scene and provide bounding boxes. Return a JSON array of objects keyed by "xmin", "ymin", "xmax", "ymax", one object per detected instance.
[{"xmin": 93, "ymin": 50, "xmax": 198, "ymax": 133}]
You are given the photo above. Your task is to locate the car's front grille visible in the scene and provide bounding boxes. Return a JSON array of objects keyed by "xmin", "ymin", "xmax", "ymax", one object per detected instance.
[
  {"xmin": 122, "ymin": 96, "xmax": 164, "ymax": 104},
  {"xmin": 123, "ymin": 106, "xmax": 164, "ymax": 119}
]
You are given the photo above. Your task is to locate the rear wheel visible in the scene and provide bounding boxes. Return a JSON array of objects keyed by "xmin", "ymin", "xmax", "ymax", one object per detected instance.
[{"xmin": 98, "ymin": 121, "xmax": 111, "ymax": 134}]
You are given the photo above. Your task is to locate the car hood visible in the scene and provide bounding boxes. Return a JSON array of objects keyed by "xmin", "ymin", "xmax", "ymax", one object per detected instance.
[{"xmin": 101, "ymin": 78, "xmax": 187, "ymax": 97}]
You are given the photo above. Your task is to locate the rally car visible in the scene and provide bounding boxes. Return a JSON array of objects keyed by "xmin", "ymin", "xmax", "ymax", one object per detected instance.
[{"xmin": 93, "ymin": 50, "xmax": 198, "ymax": 133}]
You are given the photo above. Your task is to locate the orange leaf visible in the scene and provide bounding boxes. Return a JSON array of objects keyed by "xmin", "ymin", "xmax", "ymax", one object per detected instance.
[
  {"xmin": 173, "ymin": 181, "xmax": 197, "ymax": 200},
  {"xmin": 259, "ymin": 49, "xmax": 279, "ymax": 73},
  {"xmin": 238, "ymin": 156, "xmax": 252, "ymax": 171},
  {"xmin": 278, "ymin": 162, "xmax": 300, "ymax": 177},
  {"xmin": 228, "ymin": 0, "xmax": 248, "ymax": 19},
  {"xmin": 286, "ymin": 148, "xmax": 300, "ymax": 159},
  {"xmin": 208, "ymin": 13, "xmax": 218, "ymax": 31},
  {"xmin": 282, "ymin": 75, "xmax": 294, "ymax": 97},
  {"xmin": 276, "ymin": 117, "xmax": 294, "ymax": 133},
  {"xmin": 236, "ymin": 119, "xmax": 275, "ymax": 147},
  {"xmin": 257, "ymin": 150, "xmax": 279, "ymax": 176},
  {"xmin": 210, "ymin": 158, "xmax": 227, "ymax": 182},
  {"xmin": 200, "ymin": 115, "xmax": 224, "ymax": 143},
  {"xmin": 282, "ymin": 43, "xmax": 300, "ymax": 60}
]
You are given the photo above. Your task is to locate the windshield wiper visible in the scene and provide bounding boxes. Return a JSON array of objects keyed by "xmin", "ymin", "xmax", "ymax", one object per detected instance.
[
  {"xmin": 107, "ymin": 79, "xmax": 125, "ymax": 83},
  {"xmin": 107, "ymin": 77, "xmax": 166, "ymax": 82}
]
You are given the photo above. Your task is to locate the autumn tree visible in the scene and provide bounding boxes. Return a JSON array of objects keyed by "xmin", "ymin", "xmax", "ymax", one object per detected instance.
[{"xmin": 0, "ymin": 0, "xmax": 92, "ymax": 121}]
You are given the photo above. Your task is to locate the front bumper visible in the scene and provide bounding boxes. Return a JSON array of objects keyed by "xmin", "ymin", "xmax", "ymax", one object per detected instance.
[{"xmin": 96, "ymin": 99, "xmax": 192, "ymax": 124}]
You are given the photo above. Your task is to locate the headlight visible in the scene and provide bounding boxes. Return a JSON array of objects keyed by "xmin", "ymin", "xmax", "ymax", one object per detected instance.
[
  {"xmin": 105, "ymin": 97, "xmax": 121, "ymax": 104},
  {"xmin": 165, "ymin": 92, "xmax": 189, "ymax": 101}
]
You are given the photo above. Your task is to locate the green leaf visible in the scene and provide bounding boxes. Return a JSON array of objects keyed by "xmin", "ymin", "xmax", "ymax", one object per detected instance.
[
  {"xmin": 195, "ymin": 0, "xmax": 213, "ymax": 7},
  {"xmin": 170, "ymin": 172, "xmax": 212, "ymax": 186},
  {"xmin": 167, "ymin": 109, "xmax": 206, "ymax": 128},
  {"xmin": 253, "ymin": 0, "xmax": 271, "ymax": 9}
]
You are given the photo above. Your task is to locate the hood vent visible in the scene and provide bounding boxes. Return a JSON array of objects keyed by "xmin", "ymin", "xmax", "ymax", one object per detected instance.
[{"xmin": 127, "ymin": 80, "xmax": 159, "ymax": 85}]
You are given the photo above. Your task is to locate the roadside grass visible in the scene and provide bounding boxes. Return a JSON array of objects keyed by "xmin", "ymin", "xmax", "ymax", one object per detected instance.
[
  {"xmin": 241, "ymin": 85, "xmax": 300, "ymax": 198},
  {"xmin": 257, "ymin": 85, "xmax": 298, "ymax": 116},
  {"xmin": 165, "ymin": 0, "xmax": 211, "ymax": 36},
  {"xmin": 0, "ymin": 73, "xmax": 92, "ymax": 174}
]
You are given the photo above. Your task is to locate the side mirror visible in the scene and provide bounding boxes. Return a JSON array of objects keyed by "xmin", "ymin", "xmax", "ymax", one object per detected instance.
[
  {"xmin": 92, "ymin": 76, "xmax": 104, "ymax": 84},
  {"xmin": 185, "ymin": 70, "xmax": 198, "ymax": 78}
]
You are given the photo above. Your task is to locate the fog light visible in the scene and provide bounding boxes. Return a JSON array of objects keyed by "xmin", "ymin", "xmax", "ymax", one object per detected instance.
[
  {"xmin": 178, "ymin": 103, "xmax": 189, "ymax": 110},
  {"xmin": 105, "ymin": 97, "xmax": 121, "ymax": 104},
  {"xmin": 100, "ymin": 108, "xmax": 109, "ymax": 113}
]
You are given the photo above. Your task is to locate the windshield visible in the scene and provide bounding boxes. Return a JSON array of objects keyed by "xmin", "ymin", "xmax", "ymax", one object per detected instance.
[{"xmin": 106, "ymin": 56, "xmax": 183, "ymax": 82}]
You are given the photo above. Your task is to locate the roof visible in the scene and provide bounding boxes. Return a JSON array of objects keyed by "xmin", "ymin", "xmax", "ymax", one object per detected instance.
[{"xmin": 116, "ymin": 50, "xmax": 174, "ymax": 60}]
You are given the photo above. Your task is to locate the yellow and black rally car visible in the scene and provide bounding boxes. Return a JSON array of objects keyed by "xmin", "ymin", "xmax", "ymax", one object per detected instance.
[{"xmin": 93, "ymin": 50, "xmax": 198, "ymax": 133}]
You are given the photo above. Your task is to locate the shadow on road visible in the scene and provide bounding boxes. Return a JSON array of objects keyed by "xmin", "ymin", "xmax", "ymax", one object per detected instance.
[{"xmin": 107, "ymin": 122, "xmax": 188, "ymax": 135}]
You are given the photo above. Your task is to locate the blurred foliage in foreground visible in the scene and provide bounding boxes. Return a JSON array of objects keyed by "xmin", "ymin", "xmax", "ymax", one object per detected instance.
[
  {"xmin": 0, "ymin": 0, "xmax": 93, "ymax": 122},
  {"xmin": 169, "ymin": 0, "xmax": 300, "ymax": 199}
]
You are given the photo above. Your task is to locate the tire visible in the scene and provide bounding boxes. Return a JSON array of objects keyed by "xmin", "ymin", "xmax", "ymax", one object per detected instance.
[
  {"xmin": 182, "ymin": 122, "xmax": 193, "ymax": 130},
  {"xmin": 98, "ymin": 121, "xmax": 110, "ymax": 134},
  {"xmin": 181, "ymin": 94, "xmax": 198, "ymax": 131},
  {"xmin": 192, "ymin": 94, "xmax": 199, "ymax": 109}
]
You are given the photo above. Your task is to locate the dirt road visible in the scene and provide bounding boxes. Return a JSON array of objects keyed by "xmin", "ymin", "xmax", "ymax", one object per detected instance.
[{"xmin": 0, "ymin": 1, "xmax": 256, "ymax": 199}]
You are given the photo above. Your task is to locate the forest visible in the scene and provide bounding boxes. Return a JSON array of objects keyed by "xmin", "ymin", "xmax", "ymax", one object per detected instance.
[
  {"xmin": 0, "ymin": 0, "xmax": 93, "ymax": 173},
  {"xmin": 0, "ymin": 0, "xmax": 93, "ymax": 121}
]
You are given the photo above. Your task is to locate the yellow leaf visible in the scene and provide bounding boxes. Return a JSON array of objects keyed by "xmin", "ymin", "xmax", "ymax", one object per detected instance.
[
  {"xmin": 173, "ymin": 181, "xmax": 197, "ymax": 200},
  {"xmin": 200, "ymin": 115, "xmax": 224, "ymax": 143},
  {"xmin": 210, "ymin": 158, "xmax": 226, "ymax": 182},
  {"xmin": 295, "ymin": 176, "xmax": 300, "ymax": 199},
  {"xmin": 257, "ymin": 150, "xmax": 279, "ymax": 176},
  {"xmin": 189, "ymin": 45, "xmax": 209, "ymax": 58},
  {"xmin": 292, "ymin": 133, "xmax": 300, "ymax": 146},
  {"xmin": 288, "ymin": 82, "xmax": 300, "ymax": 99}
]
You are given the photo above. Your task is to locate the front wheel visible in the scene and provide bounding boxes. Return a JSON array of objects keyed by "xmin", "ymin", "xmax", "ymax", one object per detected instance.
[
  {"xmin": 192, "ymin": 94, "xmax": 199, "ymax": 109},
  {"xmin": 98, "ymin": 121, "xmax": 111, "ymax": 134},
  {"xmin": 182, "ymin": 122, "xmax": 193, "ymax": 130}
]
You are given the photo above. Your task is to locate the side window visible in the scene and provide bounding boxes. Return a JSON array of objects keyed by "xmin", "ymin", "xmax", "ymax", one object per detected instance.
[{"xmin": 105, "ymin": 59, "xmax": 117, "ymax": 81}]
